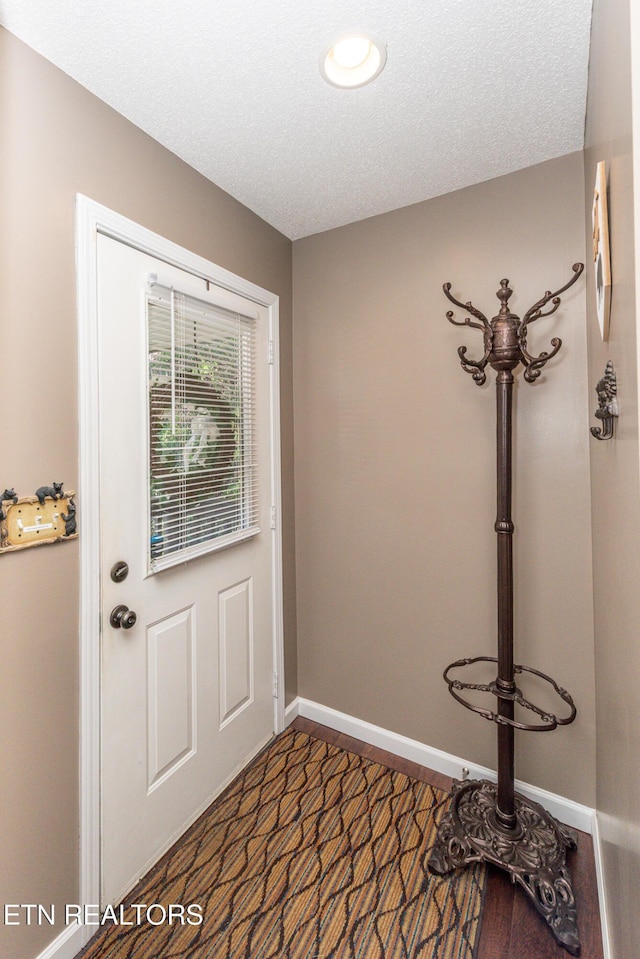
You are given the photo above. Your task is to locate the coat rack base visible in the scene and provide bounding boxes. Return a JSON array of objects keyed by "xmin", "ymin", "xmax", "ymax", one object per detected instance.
[{"xmin": 428, "ymin": 779, "xmax": 580, "ymax": 955}]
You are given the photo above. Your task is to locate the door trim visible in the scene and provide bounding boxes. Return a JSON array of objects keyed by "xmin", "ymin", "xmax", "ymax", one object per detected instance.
[{"xmin": 75, "ymin": 194, "xmax": 284, "ymax": 942}]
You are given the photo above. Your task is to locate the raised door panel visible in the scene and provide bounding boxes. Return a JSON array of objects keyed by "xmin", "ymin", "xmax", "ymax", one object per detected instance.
[
  {"xmin": 219, "ymin": 579, "xmax": 253, "ymax": 727},
  {"xmin": 147, "ymin": 607, "xmax": 196, "ymax": 791}
]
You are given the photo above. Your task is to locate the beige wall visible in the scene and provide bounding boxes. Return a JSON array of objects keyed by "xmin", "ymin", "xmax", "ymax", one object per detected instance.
[
  {"xmin": 293, "ymin": 153, "xmax": 596, "ymax": 805},
  {"xmin": 584, "ymin": 0, "xmax": 640, "ymax": 955},
  {"xmin": 0, "ymin": 28, "xmax": 295, "ymax": 959}
]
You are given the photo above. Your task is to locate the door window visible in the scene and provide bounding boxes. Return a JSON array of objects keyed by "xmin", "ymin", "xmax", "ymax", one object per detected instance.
[{"xmin": 147, "ymin": 284, "xmax": 258, "ymax": 572}]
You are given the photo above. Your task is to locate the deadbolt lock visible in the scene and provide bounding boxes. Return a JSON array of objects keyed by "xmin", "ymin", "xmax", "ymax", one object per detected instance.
[{"xmin": 110, "ymin": 560, "xmax": 129, "ymax": 583}]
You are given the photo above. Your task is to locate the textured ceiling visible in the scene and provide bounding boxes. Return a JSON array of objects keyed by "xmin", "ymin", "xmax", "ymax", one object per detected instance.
[{"xmin": 0, "ymin": 0, "xmax": 593, "ymax": 239}]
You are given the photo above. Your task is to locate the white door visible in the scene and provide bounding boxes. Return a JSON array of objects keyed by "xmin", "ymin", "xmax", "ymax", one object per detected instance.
[{"xmin": 97, "ymin": 233, "xmax": 276, "ymax": 906}]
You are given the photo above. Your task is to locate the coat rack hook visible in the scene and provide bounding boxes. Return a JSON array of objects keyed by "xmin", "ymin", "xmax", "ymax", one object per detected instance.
[{"xmin": 591, "ymin": 360, "xmax": 619, "ymax": 441}]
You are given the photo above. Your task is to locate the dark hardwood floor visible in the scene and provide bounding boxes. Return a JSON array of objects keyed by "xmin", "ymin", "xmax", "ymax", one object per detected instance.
[{"xmin": 292, "ymin": 717, "xmax": 604, "ymax": 959}]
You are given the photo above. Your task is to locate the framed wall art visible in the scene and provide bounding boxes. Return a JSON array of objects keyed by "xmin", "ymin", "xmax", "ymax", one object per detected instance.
[{"xmin": 592, "ymin": 160, "xmax": 612, "ymax": 341}]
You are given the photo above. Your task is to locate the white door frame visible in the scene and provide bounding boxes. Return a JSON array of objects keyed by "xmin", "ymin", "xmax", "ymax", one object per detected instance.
[{"xmin": 75, "ymin": 194, "xmax": 284, "ymax": 944}]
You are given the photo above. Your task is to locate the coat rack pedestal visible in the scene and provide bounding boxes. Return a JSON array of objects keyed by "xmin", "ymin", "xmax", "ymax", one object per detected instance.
[
  {"xmin": 427, "ymin": 266, "xmax": 584, "ymax": 957},
  {"xmin": 430, "ymin": 779, "xmax": 579, "ymax": 953}
]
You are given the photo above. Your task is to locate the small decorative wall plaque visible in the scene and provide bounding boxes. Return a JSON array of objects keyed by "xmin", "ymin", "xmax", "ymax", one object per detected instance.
[
  {"xmin": 592, "ymin": 160, "xmax": 612, "ymax": 341},
  {"xmin": 0, "ymin": 483, "xmax": 78, "ymax": 553}
]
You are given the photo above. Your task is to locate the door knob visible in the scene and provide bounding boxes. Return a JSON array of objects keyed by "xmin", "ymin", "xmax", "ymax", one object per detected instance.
[{"xmin": 110, "ymin": 604, "xmax": 137, "ymax": 629}]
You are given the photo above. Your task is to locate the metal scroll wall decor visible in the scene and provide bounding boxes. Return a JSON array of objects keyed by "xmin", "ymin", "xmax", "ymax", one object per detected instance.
[
  {"xmin": 590, "ymin": 360, "xmax": 618, "ymax": 440},
  {"xmin": 427, "ymin": 264, "xmax": 584, "ymax": 956}
]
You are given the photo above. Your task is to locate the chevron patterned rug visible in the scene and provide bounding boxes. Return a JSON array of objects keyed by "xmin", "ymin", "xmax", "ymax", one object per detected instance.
[{"xmin": 79, "ymin": 728, "xmax": 486, "ymax": 958}]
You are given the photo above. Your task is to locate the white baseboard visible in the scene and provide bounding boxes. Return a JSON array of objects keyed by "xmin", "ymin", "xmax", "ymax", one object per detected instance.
[
  {"xmin": 284, "ymin": 697, "xmax": 300, "ymax": 725},
  {"xmin": 292, "ymin": 697, "xmax": 596, "ymax": 835},
  {"xmin": 592, "ymin": 811, "xmax": 613, "ymax": 959},
  {"xmin": 33, "ymin": 922, "xmax": 85, "ymax": 959}
]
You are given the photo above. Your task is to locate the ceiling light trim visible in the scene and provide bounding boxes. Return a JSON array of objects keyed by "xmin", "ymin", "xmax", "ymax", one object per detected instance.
[{"xmin": 320, "ymin": 31, "xmax": 387, "ymax": 89}]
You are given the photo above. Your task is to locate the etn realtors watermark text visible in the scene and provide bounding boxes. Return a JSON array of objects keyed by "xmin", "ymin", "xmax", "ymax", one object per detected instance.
[{"xmin": 3, "ymin": 903, "xmax": 203, "ymax": 927}]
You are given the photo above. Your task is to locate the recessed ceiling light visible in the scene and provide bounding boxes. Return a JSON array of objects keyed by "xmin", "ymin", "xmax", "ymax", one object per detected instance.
[{"xmin": 320, "ymin": 32, "xmax": 387, "ymax": 89}]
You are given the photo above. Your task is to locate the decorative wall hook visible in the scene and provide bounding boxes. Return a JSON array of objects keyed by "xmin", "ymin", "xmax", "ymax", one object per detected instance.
[{"xmin": 590, "ymin": 360, "xmax": 618, "ymax": 440}]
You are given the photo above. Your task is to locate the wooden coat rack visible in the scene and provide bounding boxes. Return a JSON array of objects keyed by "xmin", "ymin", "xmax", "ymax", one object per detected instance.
[{"xmin": 428, "ymin": 264, "xmax": 584, "ymax": 956}]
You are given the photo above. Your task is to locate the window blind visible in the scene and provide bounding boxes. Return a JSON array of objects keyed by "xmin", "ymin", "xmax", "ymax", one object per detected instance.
[{"xmin": 147, "ymin": 282, "xmax": 259, "ymax": 572}]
